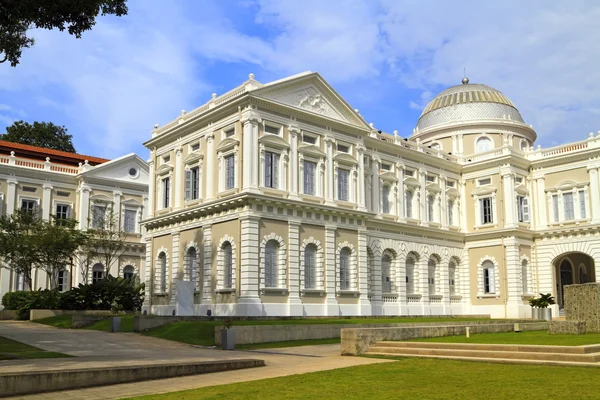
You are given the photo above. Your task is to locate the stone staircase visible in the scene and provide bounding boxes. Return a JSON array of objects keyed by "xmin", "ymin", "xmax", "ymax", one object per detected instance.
[{"xmin": 365, "ymin": 341, "xmax": 600, "ymax": 366}]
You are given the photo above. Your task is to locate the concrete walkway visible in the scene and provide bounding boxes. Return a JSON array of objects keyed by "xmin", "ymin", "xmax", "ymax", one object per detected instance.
[{"xmin": 0, "ymin": 321, "xmax": 393, "ymax": 399}]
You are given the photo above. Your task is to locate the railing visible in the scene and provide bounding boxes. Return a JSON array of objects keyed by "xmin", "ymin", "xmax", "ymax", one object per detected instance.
[
  {"xmin": 372, "ymin": 132, "xmax": 459, "ymax": 162},
  {"xmin": 526, "ymin": 133, "xmax": 600, "ymax": 161},
  {"xmin": 429, "ymin": 295, "xmax": 443, "ymax": 304},
  {"xmin": 407, "ymin": 294, "xmax": 421, "ymax": 303},
  {"xmin": 382, "ymin": 295, "xmax": 398, "ymax": 303},
  {"xmin": 1, "ymin": 152, "xmax": 80, "ymax": 175}
]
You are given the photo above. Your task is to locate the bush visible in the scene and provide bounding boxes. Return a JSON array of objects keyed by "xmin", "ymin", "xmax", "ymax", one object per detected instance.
[{"xmin": 2, "ymin": 276, "xmax": 144, "ymax": 317}]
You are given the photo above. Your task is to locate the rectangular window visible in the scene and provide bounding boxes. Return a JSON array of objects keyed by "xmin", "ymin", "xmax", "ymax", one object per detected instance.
[
  {"xmin": 162, "ymin": 177, "xmax": 170, "ymax": 208},
  {"xmin": 162, "ymin": 155, "xmax": 170, "ymax": 164},
  {"xmin": 303, "ymin": 135, "xmax": 316, "ymax": 145},
  {"xmin": 337, "ymin": 144, "xmax": 350, "ymax": 153},
  {"xmin": 303, "ymin": 161, "xmax": 316, "ymax": 195},
  {"xmin": 480, "ymin": 197, "xmax": 493, "ymax": 224},
  {"xmin": 124, "ymin": 209, "xmax": 137, "ymax": 233},
  {"xmin": 381, "ymin": 163, "xmax": 391, "ymax": 171},
  {"xmin": 185, "ymin": 167, "xmax": 200, "ymax": 200},
  {"xmin": 579, "ymin": 190, "xmax": 586, "ymax": 219},
  {"xmin": 517, "ymin": 196, "xmax": 529, "ymax": 223},
  {"xmin": 264, "ymin": 152, "xmax": 279, "ymax": 189},
  {"xmin": 56, "ymin": 191, "xmax": 70, "ymax": 197},
  {"xmin": 447, "ymin": 180, "xmax": 456, "ymax": 188},
  {"xmin": 406, "ymin": 191, "xmax": 413, "ymax": 218},
  {"xmin": 448, "ymin": 200, "xmax": 454, "ymax": 226},
  {"xmin": 552, "ymin": 194, "xmax": 559, "ymax": 222},
  {"xmin": 478, "ymin": 177, "xmax": 491, "ymax": 186},
  {"xmin": 224, "ymin": 128, "xmax": 235, "ymax": 138},
  {"xmin": 55, "ymin": 204, "xmax": 71, "ymax": 221},
  {"xmin": 190, "ymin": 142, "xmax": 200, "ymax": 152},
  {"xmin": 405, "ymin": 170, "xmax": 414, "ymax": 177},
  {"xmin": 264, "ymin": 125, "xmax": 280, "ymax": 135},
  {"xmin": 22, "ymin": 186, "xmax": 36, "ymax": 193},
  {"xmin": 382, "ymin": 186, "xmax": 390, "ymax": 213},
  {"xmin": 21, "ymin": 199, "xmax": 37, "ymax": 213},
  {"xmin": 426, "ymin": 175, "xmax": 436, "ymax": 183},
  {"xmin": 337, "ymin": 169, "xmax": 349, "ymax": 201},
  {"xmin": 225, "ymin": 155, "xmax": 235, "ymax": 190},
  {"xmin": 91, "ymin": 204, "xmax": 106, "ymax": 228},
  {"xmin": 57, "ymin": 270, "xmax": 66, "ymax": 292},
  {"xmin": 564, "ymin": 192, "xmax": 574, "ymax": 220}
]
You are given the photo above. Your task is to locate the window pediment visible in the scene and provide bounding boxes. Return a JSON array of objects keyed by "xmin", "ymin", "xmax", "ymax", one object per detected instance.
[
  {"xmin": 184, "ymin": 152, "xmax": 204, "ymax": 165},
  {"xmin": 216, "ymin": 138, "xmax": 240, "ymax": 153},
  {"xmin": 426, "ymin": 183, "xmax": 441, "ymax": 193},
  {"xmin": 379, "ymin": 171, "xmax": 397, "ymax": 182},
  {"xmin": 550, "ymin": 180, "xmax": 585, "ymax": 192},
  {"xmin": 515, "ymin": 183, "xmax": 529, "ymax": 195},
  {"xmin": 89, "ymin": 194, "xmax": 112, "ymax": 203},
  {"xmin": 472, "ymin": 186, "xmax": 497, "ymax": 197},
  {"xmin": 404, "ymin": 176, "xmax": 420, "ymax": 188},
  {"xmin": 259, "ymin": 134, "xmax": 289, "ymax": 150},
  {"xmin": 156, "ymin": 163, "xmax": 173, "ymax": 176},
  {"xmin": 446, "ymin": 187, "xmax": 460, "ymax": 198},
  {"xmin": 333, "ymin": 153, "xmax": 358, "ymax": 166},
  {"xmin": 299, "ymin": 144, "xmax": 326, "ymax": 158},
  {"xmin": 122, "ymin": 198, "xmax": 143, "ymax": 207}
]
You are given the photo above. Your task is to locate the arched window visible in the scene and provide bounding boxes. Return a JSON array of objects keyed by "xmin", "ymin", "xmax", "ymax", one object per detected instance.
[
  {"xmin": 482, "ymin": 260, "xmax": 495, "ymax": 294},
  {"xmin": 521, "ymin": 259, "xmax": 528, "ymax": 293},
  {"xmin": 264, "ymin": 240, "xmax": 279, "ymax": 288},
  {"xmin": 157, "ymin": 253, "xmax": 167, "ymax": 292},
  {"xmin": 520, "ymin": 139, "xmax": 528, "ymax": 151},
  {"xmin": 382, "ymin": 254, "xmax": 392, "ymax": 293},
  {"xmin": 382, "ymin": 185, "xmax": 390, "ymax": 214},
  {"xmin": 405, "ymin": 257, "xmax": 415, "ymax": 294},
  {"xmin": 304, "ymin": 244, "xmax": 317, "ymax": 289},
  {"xmin": 428, "ymin": 258, "xmax": 437, "ymax": 294},
  {"xmin": 186, "ymin": 247, "xmax": 198, "ymax": 287},
  {"xmin": 427, "ymin": 195, "xmax": 435, "ymax": 222},
  {"xmin": 367, "ymin": 248, "xmax": 374, "ymax": 294},
  {"xmin": 339, "ymin": 247, "xmax": 351, "ymax": 290},
  {"xmin": 92, "ymin": 263, "xmax": 105, "ymax": 284},
  {"xmin": 476, "ymin": 137, "xmax": 492, "ymax": 153},
  {"xmin": 448, "ymin": 261, "xmax": 457, "ymax": 295},
  {"xmin": 222, "ymin": 242, "xmax": 233, "ymax": 289},
  {"xmin": 579, "ymin": 264, "xmax": 588, "ymax": 284},
  {"xmin": 406, "ymin": 191, "xmax": 413, "ymax": 218},
  {"xmin": 430, "ymin": 142, "xmax": 441, "ymax": 151},
  {"xmin": 123, "ymin": 265, "xmax": 135, "ymax": 280}
]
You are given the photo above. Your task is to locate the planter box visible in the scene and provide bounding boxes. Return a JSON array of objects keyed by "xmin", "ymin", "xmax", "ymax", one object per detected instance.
[
  {"xmin": 111, "ymin": 317, "xmax": 121, "ymax": 332},
  {"xmin": 221, "ymin": 328, "xmax": 236, "ymax": 350}
]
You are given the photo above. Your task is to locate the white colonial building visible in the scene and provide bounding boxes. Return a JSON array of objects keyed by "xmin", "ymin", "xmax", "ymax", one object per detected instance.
[
  {"xmin": 0, "ymin": 141, "xmax": 149, "ymax": 299},
  {"xmin": 142, "ymin": 72, "xmax": 600, "ymax": 318}
]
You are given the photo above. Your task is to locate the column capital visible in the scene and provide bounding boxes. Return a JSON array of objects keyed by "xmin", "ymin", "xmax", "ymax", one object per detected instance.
[
  {"xmin": 7, "ymin": 178, "xmax": 17, "ymax": 185},
  {"xmin": 241, "ymin": 111, "xmax": 262, "ymax": 125},
  {"xmin": 43, "ymin": 183, "xmax": 53, "ymax": 190},
  {"xmin": 113, "ymin": 190, "xmax": 123, "ymax": 197},
  {"xmin": 356, "ymin": 144, "xmax": 366, "ymax": 154},
  {"xmin": 206, "ymin": 132, "xmax": 215, "ymax": 142},
  {"xmin": 288, "ymin": 125, "xmax": 301, "ymax": 135}
]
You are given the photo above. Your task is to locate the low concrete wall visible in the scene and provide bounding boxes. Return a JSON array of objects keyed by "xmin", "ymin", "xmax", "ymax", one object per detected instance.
[
  {"xmin": 134, "ymin": 314, "xmax": 491, "ymax": 333},
  {"xmin": 71, "ymin": 314, "xmax": 105, "ymax": 328},
  {"xmin": 0, "ymin": 310, "xmax": 17, "ymax": 320},
  {"xmin": 214, "ymin": 319, "xmax": 539, "ymax": 346},
  {"xmin": 565, "ymin": 283, "xmax": 600, "ymax": 332},
  {"xmin": 0, "ymin": 359, "xmax": 265, "ymax": 398},
  {"xmin": 549, "ymin": 320, "xmax": 587, "ymax": 335},
  {"xmin": 341, "ymin": 322, "xmax": 548, "ymax": 355},
  {"xmin": 29, "ymin": 310, "xmax": 136, "ymax": 321}
]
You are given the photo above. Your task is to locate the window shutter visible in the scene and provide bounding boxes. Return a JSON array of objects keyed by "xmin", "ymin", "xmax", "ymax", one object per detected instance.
[
  {"xmin": 488, "ymin": 266, "xmax": 496, "ymax": 294},
  {"xmin": 479, "ymin": 198, "xmax": 484, "ymax": 224},
  {"xmin": 579, "ymin": 190, "xmax": 586, "ymax": 219},
  {"xmin": 67, "ymin": 205, "xmax": 72, "ymax": 219},
  {"xmin": 273, "ymin": 154, "xmax": 279, "ymax": 188},
  {"xmin": 522, "ymin": 197, "xmax": 529, "ymax": 222},
  {"xmin": 185, "ymin": 170, "xmax": 192, "ymax": 200},
  {"xmin": 265, "ymin": 153, "xmax": 272, "ymax": 187},
  {"xmin": 552, "ymin": 195, "xmax": 559, "ymax": 222}
]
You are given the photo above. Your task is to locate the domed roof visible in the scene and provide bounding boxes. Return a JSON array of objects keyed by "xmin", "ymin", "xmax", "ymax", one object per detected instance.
[{"xmin": 415, "ymin": 79, "xmax": 524, "ymax": 132}]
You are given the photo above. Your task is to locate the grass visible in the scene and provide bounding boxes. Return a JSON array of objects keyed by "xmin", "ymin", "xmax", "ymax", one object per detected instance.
[
  {"xmin": 0, "ymin": 336, "xmax": 71, "ymax": 360},
  {"xmin": 86, "ymin": 316, "xmax": 135, "ymax": 332},
  {"xmin": 123, "ymin": 357, "xmax": 600, "ymax": 400},
  {"xmin": 413, "ymin": 330, "xmax": 600, "ymax": 346},
  {"xmin": 235, "ymin": 337, "xmax": 341, "ymax": 350},
  {"xmin": 35, "ymin": 314, "xmax": 73, "ymax": 329},
  {"xmin": 141, "ymin": 317, "xmax": 487, "ymax": 347}
]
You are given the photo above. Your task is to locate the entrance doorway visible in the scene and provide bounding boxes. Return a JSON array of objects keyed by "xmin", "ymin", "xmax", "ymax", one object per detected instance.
[{"xmin": 554, "ymin": 253, "xmax": 595, "ymax": 309}]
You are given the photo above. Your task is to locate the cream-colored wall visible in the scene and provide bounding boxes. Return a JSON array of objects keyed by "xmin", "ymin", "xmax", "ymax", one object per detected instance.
[
  {"xmin": 462, "ymin": 133, "xmax": 503, "ymax": 155},
  {"xmin": 468, "ymin": 245, "xmax": 505, "ymax": 305},
  {"xmin": 299, "ymin": 224, "xmax": 325, "ymax": 245},
  {"xmin": 212, "ymin": 219, "xmax": 240, "ymax": 303},
  {"xmin": 464, "ymin": 172, "xmax": 503, "ymax": 231},
  {"xmin": 545, "ymin": 167, "xmax": 588, "ymax": 188},
  {"xmin": 151, "ymin": 234, "xmax": 173, "ymax": 302},
  {"xmin": 336, "ymin": 228, "xmax": 358, "ymax": 249}
]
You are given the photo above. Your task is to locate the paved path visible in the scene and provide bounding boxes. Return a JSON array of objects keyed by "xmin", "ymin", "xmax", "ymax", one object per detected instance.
[{"xmin": 0, "ymin": 321, "xmax": 393, "ymax": 400}]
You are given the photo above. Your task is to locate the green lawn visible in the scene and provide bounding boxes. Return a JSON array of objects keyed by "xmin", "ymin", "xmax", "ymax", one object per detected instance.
[
  {"xmin": 34, "ymin": 314, "xmax": 136, "ymax": 332},
  {"xmin": 141, "ymin": 317, "xmax": 487, "ymax": 347},
  {"xmin": 413, "ymin": 331, "xmax": 600, "ymax": 346},
  {"xmin": 123, "ymin": 357, "xmax": 600, "ymax": 400},
  {"xmin": 0, "ymin": 336, "xmax": 71, "ymax": 360},
  {"xmin": 35, "ymin": 314, "xmax": 73, "ymax": 328}
]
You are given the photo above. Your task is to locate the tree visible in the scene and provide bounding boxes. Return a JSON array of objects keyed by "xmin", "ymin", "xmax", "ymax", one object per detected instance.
[
  {"xmin": 0, "ymin": 0, "xmax": 128, "ymax": 66},
  {"xmin": 1, "ymin": 120, "xmax": 76, "ymax": 152},
  {"xmin": 0, "ymin": 210, "xmax": 41, "ymax": 290},
  {"xmin": 84, "ymin": 205, "xmax": 127, "ymax": 280}
]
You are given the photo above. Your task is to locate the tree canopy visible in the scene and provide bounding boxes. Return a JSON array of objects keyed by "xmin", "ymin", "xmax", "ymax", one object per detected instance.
[
  {"xmin": 1, "ymin": 120, "xmax": 76, "ymax": 152},
  {"xmin": 0, "ymin": 0, "xmax": 128, "ymax": 66}
]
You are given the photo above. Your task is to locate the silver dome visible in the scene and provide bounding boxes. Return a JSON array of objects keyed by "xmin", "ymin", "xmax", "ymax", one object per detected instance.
[{"xmin": 415, "ymin": 82, "xmax": 524, "ymax": 132}]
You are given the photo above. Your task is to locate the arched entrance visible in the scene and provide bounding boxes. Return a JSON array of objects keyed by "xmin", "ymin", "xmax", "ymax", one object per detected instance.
[{"xmin": 554, "ymin": 253, "xmax": 595, "ymax": 309}]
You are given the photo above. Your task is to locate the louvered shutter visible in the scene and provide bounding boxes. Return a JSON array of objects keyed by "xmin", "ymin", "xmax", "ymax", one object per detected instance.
[{"xmin": 185, "ymin": 170, "xmax": 192, "ymax": 200}]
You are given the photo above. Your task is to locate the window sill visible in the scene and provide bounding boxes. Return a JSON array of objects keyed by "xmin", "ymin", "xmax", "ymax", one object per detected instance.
[
  {"xmin": 218, "ymin": 188, "xmax": 239, "ymax": 198},
  {"xmin": 548, "ymin": 218, "xmax": 589, "ymax": 227},
  {"xmin": 262, "ymin": 188, "xmax": 288, "ymax": 197},
  {"xmin": 382, "ymin": 292, "xmax": 399, "ymax": 297},
  {"xmin": 216, "ymin": 288, "xmax": 236, "ymax": 295},
  {"xmin": 156, "ymin": 208, "xmax": 172, "ymax": 216},
  {"xmin": 477, "ymin": 293, "xmax": 500, "ymax": 299},
  {"xmin": 299, "ymin": 194, "xmax": 323, "ymax": 204},
  {"xmin": 301, "ymin": 289, "xmax": 326, "ymax": 297},
  {"xmin": 521, "ymin": 293, "xmax": 535, "ymax": 300},
  {"xmin": 474, "ymin": 223, "xmax": 497, "ymax": 230},
  {"xmin": 405, "ymin": 218, "xmax": 420, "ymax": 224},
  {"xmin": 337, "ymin": 290, "xmax": 360, "ymax": 297},
  {"xmin": 335, "ymin": 200, "xmax": 355, "ymax": 209},
  {"xmin": 428, "ymin": 221, "xmax": 442, "ymax": 228},
  {"xmin": 261, "ymin": 288, "xmax": 289, "ymax": 296},
  {"xmin": 184, "ymin": 198, "xmax": 202, "ymax": 207},
  {"xmin": 429, "ymin": 294, "xmax": 443, "ymax": 300},
  {"xmin": 450, "ymin": 295, "xmax": 462, "ymax": 300},
  {"xmin": 154, "ymin": 292, "xmax": 169, "ymax": 297},
  {"xmin": 381, "ymin": 213, "xmax": 397, "ymax": 221}
]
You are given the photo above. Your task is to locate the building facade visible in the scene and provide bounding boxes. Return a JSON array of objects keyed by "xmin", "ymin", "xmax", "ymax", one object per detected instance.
[
  {"xmin": 0, "ymin": 141, "xmax": 149, "ymax": 299},
  {"xmin": 143, "ymin": 72, "xmax": 600, "ymax": 318}
]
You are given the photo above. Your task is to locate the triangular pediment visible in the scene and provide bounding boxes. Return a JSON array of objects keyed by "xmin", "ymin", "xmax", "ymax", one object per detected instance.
[
  {"xmin": 81, "ymin": 153, "xmax": 149, "ymax": 186},
  {"xmin": 251, "ymin": 73, "xmax": 370, "ymax": 129}
]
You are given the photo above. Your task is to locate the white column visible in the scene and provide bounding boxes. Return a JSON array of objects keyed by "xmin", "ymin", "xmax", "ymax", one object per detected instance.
[
  {"xmin": 42, "ymin": 183, "xmax": 52, "ymax": 221},
  {"xmin": 458, "ymin": 134, "xmax": 464, "ymax": 156},
  {"xmin": 396, "ymin": 163, "xmax": 405, "ymax": 220},
  {"xmin": 536, "ymin": 177, "xmax": 547, "ymax": 228},
  {"xmin": 289, "ymin": 126, "xmax": 300, "ymax": 199},
  {"xmin": 371, "ymin": 249, "xmax": 382, "ymax": 315},
  {"xmin": 357, "ymin": 145, "xmax": 366, "ymax": 211},
  {"xmin": 325, "ymin": 137, "xmax": 334, "ymax": 204},
  {"xmin": 78, "ymin": 184, "xmax": 91, "ymax": 230},
  {"xmin": 113, "ymin": 190, "xmax": 122, "ymax": 228},
  {"xmin": 459, "ymin": 179, "xmax": 467, "ymax": 231},
  {"xmin": 419, "ymin": 169, "xmax": 427, "ymax": 224},
  {"xmin": 588, "ymin": 167, "xmax": 600, "ymax": 223},
  {"xmin": 452, "ymin": 135, "xmax": 458, "ymax": 155},
  {"xmin": 502, "ymin": 169, "xmax": 517, "ymax": 228},
  {"xmin": 6, "ymin": 178, "xmax": 17, "ymax": 216},
  {"xmin": 504, "ymin": 237, "xmax": 521, "ymax": 317},
  {"xmin": 241, "ymin": 111, "xmax": 261, "ymax": 193},
  {"xmin": 169, "ymin": 232, "xmax": 180, "ymax": 307},
  {"xmin": 202, "ymin": 225, "xmax": 213, "ymax": 304},
  {"xmin": 372, "ymin": 157, "xmax": 380, "ymax": 214},
  {"xmin": 142, "ymin": 236, "xmax": 152, "ymax": 312},
  {"xmin": 238, "ymin": 215, "xmax": 261, "ymax": 315},
  {"xmin": 324, "ymin": 226, "xmax": 338, "ymax": 315},
  {"xmin": 357, "ymin": 229, "xmax": 370, "ymax": 314},
  {"xmin": 205, "ymin": 133, "xmax": 215, "ymax": 200},
  {"xmin": 147, "ymin": 158, "xmax": 155, "ymax": 217},
  {"xmin": 440, "ymin": 175, "xmax": 447, "ymax": 228},
  {"xmin": 174, "ymin": 147, "xmax": 183, "ymax": 209},
  {"xmin": 288, "ymin": 221, "xmax": 302, "ymax": 315}
]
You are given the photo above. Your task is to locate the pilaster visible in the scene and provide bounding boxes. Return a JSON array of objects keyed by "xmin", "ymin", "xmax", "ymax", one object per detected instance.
[
  {"xmin": 396, "ymin": 163, "xmax": 405, "ymax": 220},
  {"xmin": 169, "ymin": 232, "xmax": 180, "ymax": 306},
  {"xmin": 241, "ymin": 111, "xmax": 261, "ymax": 193},
  {"xmin": 419, "ymin": 168, "xmax": 426, "ymax": 224},
  {"xmin": 205, "ymin": 133, "xmax": 215, "ymax": 200},
  {"xmin": 142, "ymin": 236, "xmax": 152, "ymax": 311},
  {"xmin": 289, "ymin": 126, "xmax": 300, "ymax": 200},
  {"xmin": 357, "ymin": 229, "xmax": 370, "ymax": 314},
  {"xmin": 6, "ymin": 178, "xmax": 17, "ymax": 216},
  {"xmin": 238, "ymin": 216, "xmax": 262, "ymax": 315},
  {"xmin": 324, "ymin": 226, "xmax": 338, "ymax": 315},
  {"xmin": 113, "ymin": 190, "xmax": 122, "ymax": 227},
  {"xmin": 325, "ymin": 137, "xmax": 334, "ymax": 204},
  {"xmin": 288, "ymin": 221, "xmax": 302, "ymax": 315},
  {"xmin": 357, "ymin": 145, "xmax": 366, "ymax": 211},
  {"xmin": 371, "ymin": 249, "xmax": 382, "ymax": 316},
  {"xmin": 42, "ymin": 183, "xmax": 53, "ymax": 221},
  {"xmin": 440, "ymin": 175, "xmax": 447, "ymax": 228},
  {"xmin": 147, "ymin": 157, "xmax": 155, "ymax": 217},
  {"xmin": 202, "ymin": 225, "xmax": 213, "ymax": 304},
  {"xmin": 536, "ymin": 177, "xmax": 547, "ymax": 228},
  {"xmin": 372, "ymin": 156, "xmax": 380, "ymax": 214},
  {"xmin": 504, "ymin": 237, "xmax": 521, "ymax": 317},
  {"xmin": 588, "ymin": 167, "xmax": 600, "ymax": 223},
  {"xmin": 174, "ymin": 147, "xmax": 183, "ymax": 209},
  {"xmin": 501, "ymin": 167, "xmax": 517, "ymax": 228},
  {"xmin": 78, "ymin": 184, "xmax": 91, "ymax": 230}
]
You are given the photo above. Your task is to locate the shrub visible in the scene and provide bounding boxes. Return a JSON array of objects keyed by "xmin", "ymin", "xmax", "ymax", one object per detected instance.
[{"xmin": 2, "ymin": 291, "xmax": 31, "ymax": 310}]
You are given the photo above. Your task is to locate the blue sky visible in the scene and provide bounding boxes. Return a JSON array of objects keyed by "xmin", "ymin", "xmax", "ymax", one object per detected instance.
[{"xmin": 1, "ymin": 0, "xmax": 599, "ymax": 159}]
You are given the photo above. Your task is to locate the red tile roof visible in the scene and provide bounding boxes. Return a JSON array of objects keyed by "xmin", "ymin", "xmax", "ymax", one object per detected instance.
[{"xmin": 0, "ymin": 140, "xmax": 109, "ymax": 166}]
